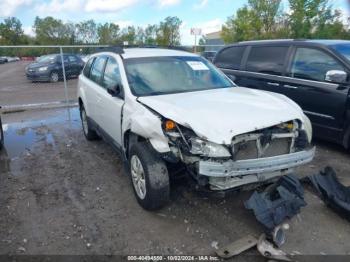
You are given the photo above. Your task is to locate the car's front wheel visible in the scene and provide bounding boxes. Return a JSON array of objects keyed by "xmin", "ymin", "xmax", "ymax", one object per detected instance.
[
  {"xmin": 129, "ymin": 142, "xmax": 170, "ymax": 210},
  {"xmin": 80, "ymin": 105, "xmax": 98, "ymax": 141}
]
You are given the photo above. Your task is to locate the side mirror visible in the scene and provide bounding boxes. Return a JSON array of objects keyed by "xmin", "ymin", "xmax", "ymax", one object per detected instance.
[
  {"xmin": 107, "ymin": 83, "xmax": 122, "ymax": 97},
  {"xmin": 325, "ymin": 70, "xmax": 347, "ymax": 84}
]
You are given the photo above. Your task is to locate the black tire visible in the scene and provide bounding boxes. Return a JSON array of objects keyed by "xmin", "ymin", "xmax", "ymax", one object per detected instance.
[
  {"xmin": 80, "ymin": 105, "xmax": 99, "ymax": 141},
  {"xmin": 0, "ymin": 117, "xmax": 3, "ymax": 150},
  {"xmin": 50, "ymin": 71, "xmax": 59, "ymax": 83},
  {"xmin": 129, "ymin": 142, "xmax": 170, "ymax": 210}
]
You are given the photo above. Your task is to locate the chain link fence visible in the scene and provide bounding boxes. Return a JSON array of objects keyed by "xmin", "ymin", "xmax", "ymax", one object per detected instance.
[{"xmin": 0, "ymin": 45, "xmax": 225, "ymax": 113}]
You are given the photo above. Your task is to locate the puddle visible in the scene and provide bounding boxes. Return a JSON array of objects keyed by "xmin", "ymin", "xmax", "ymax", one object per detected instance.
[{"xmin": 0, "ymin": 107, "xmax": 81, "ymax": 175}]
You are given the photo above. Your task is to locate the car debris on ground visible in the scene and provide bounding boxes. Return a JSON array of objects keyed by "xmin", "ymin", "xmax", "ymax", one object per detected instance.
[
  {"xmin": 303, "ymin": 166, "xmax": 350, "ymax": 221},
  {"xmin": 244, "ymin": 174, "xmax": 307, "ymax": 247}
]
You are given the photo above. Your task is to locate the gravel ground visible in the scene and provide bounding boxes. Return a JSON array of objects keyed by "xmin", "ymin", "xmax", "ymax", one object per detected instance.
[
  {"xmin": 0, "ymin": 108, "xmax": 350, "ymax": 261},
  {"xmin": 0, "ymin": 61, "xmax": 78, "ymax": 107}
]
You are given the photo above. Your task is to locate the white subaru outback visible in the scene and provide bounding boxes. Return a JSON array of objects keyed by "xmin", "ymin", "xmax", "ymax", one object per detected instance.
[{"xmin": 78, "ymin": 48, "xmax": 315, "ymax": 210}]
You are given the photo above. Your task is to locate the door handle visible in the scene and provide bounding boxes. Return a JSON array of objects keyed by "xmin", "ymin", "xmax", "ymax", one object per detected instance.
[
  {"xmin": 267, "ymin": 82, "xmax": 280, "ymax": 87},
  {"xmin": 284, "ymin": 84, "xmax": 298, "ymax": 89}
]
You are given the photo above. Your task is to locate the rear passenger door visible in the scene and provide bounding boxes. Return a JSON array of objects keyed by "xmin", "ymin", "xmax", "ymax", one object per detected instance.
[
  {"xmin": 85, "ymin": 56, "xmax": 107, "ymax": 121},
  {"xmin": 283, "ymin": 46, "xmax": 349, "ymax": 138},
  {"xmin": 95, "ymin": 55, "xmax": 125, "ymax": 147},
  {"xmin": 239, "ymin": 45, "xmax": 290, "ymax": 94}
]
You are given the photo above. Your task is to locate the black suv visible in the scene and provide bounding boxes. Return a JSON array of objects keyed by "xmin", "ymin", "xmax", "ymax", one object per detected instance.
[
  {"xmin": 26, "ymin": 54, "xmax": 84, "ymax": 82},
  {"xmin": 214, "ymin": 40, "xmax": 350, "ymax": 149}
]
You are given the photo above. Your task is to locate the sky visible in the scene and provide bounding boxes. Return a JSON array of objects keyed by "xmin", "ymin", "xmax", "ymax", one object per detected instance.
[{"xmin": 0, "ymin": 0, "xmax": 349, "ymax": 45}]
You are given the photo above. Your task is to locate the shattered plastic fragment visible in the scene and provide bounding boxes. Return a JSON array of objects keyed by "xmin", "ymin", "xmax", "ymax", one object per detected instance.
[
  {"xmin": 245, "ymin": 174, "xmax": 307, "ymax": 230},
  {"xmin": 305, "ymin": 166, "xmax": 350, "ymax": 221}
]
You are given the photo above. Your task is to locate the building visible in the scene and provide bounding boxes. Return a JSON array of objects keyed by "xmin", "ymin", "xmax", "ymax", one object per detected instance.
[{"xmin": 203, "ymin": 31, "xmax": 225, "ymax": 52}]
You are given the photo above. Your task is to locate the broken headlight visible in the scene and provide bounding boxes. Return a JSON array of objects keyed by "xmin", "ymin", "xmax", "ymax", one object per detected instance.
[{"xmin": 189, "ymin": 138, "xmax": 231, "ymax": 158}]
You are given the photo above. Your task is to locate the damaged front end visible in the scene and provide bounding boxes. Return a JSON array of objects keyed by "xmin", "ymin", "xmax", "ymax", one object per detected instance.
[{"xmin": 163, "ymin": 119, "xmax": 315, "ymax": 192}]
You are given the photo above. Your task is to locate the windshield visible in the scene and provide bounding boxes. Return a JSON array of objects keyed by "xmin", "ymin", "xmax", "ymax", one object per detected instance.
[
  {"xmin": 330, "ymin": 44, "xmax": 350, "ymax": 61},
  {"xmin": 124, "ymin": 56, "xmax": 234, "ymax": 96},
  {"xmin": 37, "ymin": 54, "xmax": 57, "ymax": 63}
]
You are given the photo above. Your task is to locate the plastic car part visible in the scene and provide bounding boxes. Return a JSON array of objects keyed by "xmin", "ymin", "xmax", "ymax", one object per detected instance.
[
  {"xmin": 257, "ymin": 234, "xmax": 291, "ymax": 261},
  {"xmin": 305, "ymin": 166, "xmax": 350, "ymax": 220},
  {"xmin": 244, "ymin": 174, "xmax": 307, "ymax": 246},
  {"xmin": 215, "ymin": 235, "xmax": 258, "ymax": 259}
]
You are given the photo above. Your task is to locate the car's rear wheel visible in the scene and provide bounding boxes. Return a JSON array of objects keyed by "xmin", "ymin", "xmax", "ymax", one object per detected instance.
[
  {"xmin": 50, "ymin": 71, "xmax": 59, "ymax": 83},
  {"xmin": 80, "ymin": 105, "xmax": 98, "ymax": 141},
  {"xmin": 129, "ymin": 142, "xmax": 170, "ymax": 210}
]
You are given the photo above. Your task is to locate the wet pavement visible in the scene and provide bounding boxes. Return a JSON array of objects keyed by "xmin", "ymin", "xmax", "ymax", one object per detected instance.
[
  {"xmin": 0, "ymin": 107, "xmax": 350, "ymax": 260},
  {"xmin": 0, "ymin": 61, "xmax": 78, "ymax": 107}
]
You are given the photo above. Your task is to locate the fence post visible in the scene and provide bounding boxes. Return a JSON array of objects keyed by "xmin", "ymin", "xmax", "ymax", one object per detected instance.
[{"xmin": 59, "ymin": 47, "xmax": 69, "ymax": 107}]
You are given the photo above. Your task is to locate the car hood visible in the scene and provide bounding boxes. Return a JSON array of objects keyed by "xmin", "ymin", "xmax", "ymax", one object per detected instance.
[{"xmin": 138, "ymin": 87, "xmax": 305, "ymax": 145}]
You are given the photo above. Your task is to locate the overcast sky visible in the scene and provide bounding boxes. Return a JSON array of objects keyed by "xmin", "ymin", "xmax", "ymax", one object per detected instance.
[{"xmin": 0, "ymin": 0, "xmax": 349, "ymax": 45}]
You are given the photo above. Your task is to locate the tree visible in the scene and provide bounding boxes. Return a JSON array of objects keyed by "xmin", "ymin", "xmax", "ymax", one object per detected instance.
[
  {"xmin": 97, "ymin": 23, "xmax": 120, "ymax": 44},
  {"xmin": 287, "ymin": 0, "xmax": 345, "ymax": 39},
  {"xmin": 76, "ymin": 20, "xmax": 98, "ymax": 44},
  {"xmin": 156, "ymin": 16, "xmax": 182, "ymax": 46},
  {"xmin": 221, "ymin": 0, "xmax": 283, "ymax": 43},
  {"xmin": 144, "ymin": 24, "xmax": 158, "ymax": 45},
  {"xmin": 248, "ymin": 0, "xmax": 282, "ymax": 37},
  {"xmin": 120, "ymin": 26, "xmax": 137, "ymax": 45},
  {"xmin": 0, "ymin": 17, "xmax": 27, "ymax": 45},
  {"xmin": 33, "ymin": 16, "xmax": 75, "ymax": 45}
]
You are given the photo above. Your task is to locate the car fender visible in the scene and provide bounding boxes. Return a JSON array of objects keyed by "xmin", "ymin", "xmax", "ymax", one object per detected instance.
[{"xmin": 122, "ymin": 100, "xmax": 170, "ymax": 153}]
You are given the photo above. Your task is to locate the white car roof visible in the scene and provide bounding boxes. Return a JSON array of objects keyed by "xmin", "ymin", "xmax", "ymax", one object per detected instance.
[{"xmin": 121, "ymin": 48, "xmax": 198, "ymax": 59}]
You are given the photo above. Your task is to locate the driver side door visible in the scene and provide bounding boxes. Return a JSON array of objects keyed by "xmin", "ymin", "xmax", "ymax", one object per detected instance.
[{"xmin": 283, "ymin": 46, "xmax": 349, "ymax": 140}]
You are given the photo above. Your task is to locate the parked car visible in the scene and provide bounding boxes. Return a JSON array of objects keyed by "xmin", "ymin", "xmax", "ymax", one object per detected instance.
[
  {"xmin": 78, "ymin": 48, "xmax": 315, "ymax": 210},
  {"xmin": 0, "ymin": 57, "xmax": 8, "ymax": 64},
  {"xmin": 214, "ymin": 40, "xmax": 350, "ymax": 149},
  {"xmin": 25, "ymin": 53, "xmax": 84, "ymax": 82},
  {"xmin": 201, "ymin": 51, "xmax": 217, "ymax": 62},
  {"xmin": 0, "ymin": 106, "xmax": 3, "ymax": 150}
]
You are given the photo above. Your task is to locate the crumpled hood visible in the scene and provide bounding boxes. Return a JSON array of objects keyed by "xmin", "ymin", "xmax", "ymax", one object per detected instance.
[{"xmin": 138, "ymin": 87, "xmax": 306, "ymax": 145}]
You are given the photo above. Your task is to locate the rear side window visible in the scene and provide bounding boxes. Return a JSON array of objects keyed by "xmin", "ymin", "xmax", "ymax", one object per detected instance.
[
  {"xmin": 90, "ymin": 57, "xmax": 107, "ymax": 84},
  {"xmin": 215, "ymin": 46, "xmax": 245, "ymax": 69},
  {"xmin": 83, "ymin": 57, "xmax": 95, "ymax": 78},
  {"xmin": 246, "ymin": 46, "xmax": 289, "ymax": 75},
  {"xmin": 291, "ymin": 47, "xmax": 345, "ymax": 82}
]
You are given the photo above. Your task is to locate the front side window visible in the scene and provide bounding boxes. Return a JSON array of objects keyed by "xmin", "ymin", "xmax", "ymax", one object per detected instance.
[
  {"xmin": 124, "ymin": 56, "xmax": 234, "ymax": 97},
  {"xmin": 291, "ymin": 48, "xmax": 344, "ymax": 82},
  {"xmin": 102, "ymin": 57, "xmax": 121, "ymax": 90},
  {"xmin": 90, "ymin": 57, "xmax": 106, "ymax": 84},
  {"xmin": 246, "ymin": 46, "xmax": 288, "ymax": 75},
  {"xmin": 83, "ymin": 57, "xmax": 95, "ymax": 77}
]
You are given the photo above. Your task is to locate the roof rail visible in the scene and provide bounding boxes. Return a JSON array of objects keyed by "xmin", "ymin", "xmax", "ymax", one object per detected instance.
[{"xmin": 95, "ymin": 46, "xmax": 124, "ymax": 54}]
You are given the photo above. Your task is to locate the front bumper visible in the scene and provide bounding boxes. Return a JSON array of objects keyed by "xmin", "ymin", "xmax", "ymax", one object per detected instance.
[
  {"xmin": 198, "ymin": 147, "xmax": 315, "ymax": 190},
  {"xmin": 26, "ymin": 71, "xmax": 50, "ymax": 81},
  {"xmin": 199, "ymin": 147, "xmax": 315, "ymax": 178}
]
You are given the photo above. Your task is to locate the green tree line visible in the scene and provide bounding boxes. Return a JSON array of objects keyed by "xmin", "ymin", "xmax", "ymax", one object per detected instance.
[
  {"xmin": 0, "ymin": 16, "xmax": 182, "ymax": 56},
  {"xmin": 221, "ymin": 0, "xmax": 350, "ymax": 43}
]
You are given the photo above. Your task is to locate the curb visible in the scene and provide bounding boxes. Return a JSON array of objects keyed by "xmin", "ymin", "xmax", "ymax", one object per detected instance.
[{"xmin": 2, "ymin": 101, "xmax": 78, "ymax": 114}]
